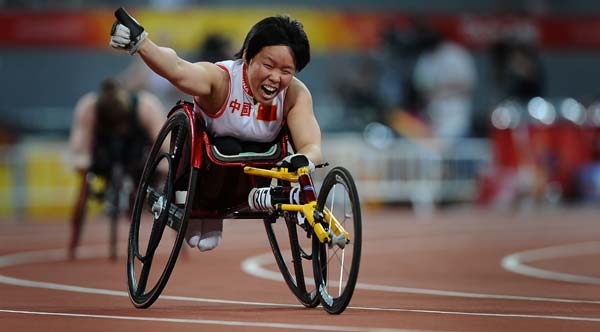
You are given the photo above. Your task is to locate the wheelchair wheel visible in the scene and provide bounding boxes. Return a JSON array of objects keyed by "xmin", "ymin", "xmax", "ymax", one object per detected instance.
[
  {"xmin": 264, "ymin": 211, "xmax": 320, "ymax": 308},
  {"xmin": 127, "ymin": 110, "xmax": 196, "ymax": 308},
  {"xmin": 313, "ymin": 167, "xmax": 362, "ymax": 314}
]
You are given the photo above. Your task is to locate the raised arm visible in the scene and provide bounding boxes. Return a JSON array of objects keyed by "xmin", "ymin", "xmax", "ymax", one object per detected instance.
[
  {"xmin": 109, "ymin": 8, "xmax": 227, "ymax": 102},
  {"xmin": 135, "ymin": 40, "xmax": 226, "ymax": 97}
]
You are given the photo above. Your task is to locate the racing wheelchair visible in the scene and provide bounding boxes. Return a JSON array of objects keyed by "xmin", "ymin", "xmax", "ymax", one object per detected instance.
[
  {"xmin": 69, "ymin": 143, "xmax": 136, "ymax": 261},
  {"xmin": 127, "ymin": 101, "xmax": 362, "ymax": 314}
]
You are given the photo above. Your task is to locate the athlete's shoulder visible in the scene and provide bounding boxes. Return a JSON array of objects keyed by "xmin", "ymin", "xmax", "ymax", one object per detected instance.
[
  {"xmin": 193, "ymin": 60, "xmax": 232, "ymax": 93},
  {"xmin": 214, "ymin": 59, "xmax": 243, "ymax": 78},
  {"xmin": 287, "ymin": 77, "xmax": 312, "ymax": 101},
  {"xmin": 214, "ymin": 59, "xmax": 236, "ymax": 69},
  {"xmin": 284, "ymin": 77, "xmax": 312, "ymax": 114},
  {"xmin": 74, "ymin": 92, "xmax": 98, "ymax": 118},
  {"xmin": 136, "ymin": 90, "xmax": 166, "ymax": 121},
  {"xmin": 76, "ymin": 92, "xmax": 98, "ymax": 107},
  {"xmin": 137, "ymin": 90, "xmax": 162, "ymax": 106}
]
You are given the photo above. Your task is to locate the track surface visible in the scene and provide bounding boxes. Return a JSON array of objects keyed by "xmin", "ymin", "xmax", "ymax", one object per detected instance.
[{"xmin": 2, "ymin": 206, "xmax": 600, "ymax": 331}]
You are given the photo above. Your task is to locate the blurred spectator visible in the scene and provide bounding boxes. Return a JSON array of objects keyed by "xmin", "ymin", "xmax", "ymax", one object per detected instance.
[
  {"xmin": 333, "ymin": 21, "xmax": 421, "ymax": 132},
  {"xmin": 490, "ymin": 38, "xmax": 545, "ymax": 103},
  {"xmin": 411, "ymin": 23, "xmax": 477, "ymax": 141},
  {"xmin": 195, "ymin": 33, "xmax": 234, "ymax": 63},
  {"xmin": 377, "ymin": 20, "xmax": 433, "ymax": 142},
  {"xmin": 479, "ymin": 39, "xmax": 549, "ymax": 210},
  {"xmin": 335, "ymin": 56, "xmax": 387, "ymax": 127}
]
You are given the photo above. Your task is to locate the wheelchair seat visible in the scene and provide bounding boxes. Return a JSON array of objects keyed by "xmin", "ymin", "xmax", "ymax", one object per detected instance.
[
  {"xmin": 166, "ymin": 100, "xmax": 289, "ymax": 166},
  {"xmin": 209, "ymin": 139, "xmax": 283, "ymax": 163},
  {"xmin": 198, "ymin": 123, "xmax": 289, "ymax": 167}
]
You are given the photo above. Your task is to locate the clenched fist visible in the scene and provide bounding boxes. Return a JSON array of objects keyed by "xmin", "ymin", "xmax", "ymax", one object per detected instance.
[{"xmin": 110, "ymin": 8, "xmax": 148, "ymax": 55}]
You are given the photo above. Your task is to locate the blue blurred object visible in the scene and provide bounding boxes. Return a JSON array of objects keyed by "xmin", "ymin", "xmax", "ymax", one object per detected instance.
[{"xmin": 577, "ymin": 163, "xmax": 600, "ymax": 202}]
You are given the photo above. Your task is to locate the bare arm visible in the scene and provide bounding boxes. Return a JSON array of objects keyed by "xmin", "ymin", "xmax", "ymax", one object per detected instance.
[
  {"xmin": 286, "ymin": 79, "xmax": 322, "ymax": 164},
  {"xmin": 136, "ymin": 39, "xmax": 228, "ymax": 99},
  {"xmin": 69, "ymin": 93, "xmax": 97, "ymax": 171}
]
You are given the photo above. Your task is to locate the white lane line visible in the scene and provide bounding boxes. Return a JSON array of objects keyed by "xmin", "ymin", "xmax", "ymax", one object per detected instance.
[
  {"xmin": 502, "ymin": 242, "xmax": 600, "ymax": 284},
  {"xmin": 348, "ymin": 307, "xmax": 600, "ymax": 322},
  {"xmin": 0, "ymin": 274, "xmax": 298, "ymax": 308},
  {"xmin": 242, "ymin": 252, "xmax": 600, "ymax": 305},
  {"xmin": 0, "ymin": 247, "xmax": 299, "ymax": 308},
  {"xmin": 4, "ymin": 246, "xmax": 600, "ymax": 323},
  {"xmin": 0, "ymin": 309, "xmax": 419, "ymax": 332},
  {"xmin": 5, "ymin": 306, "xmax": 600, "ymax": 325}
]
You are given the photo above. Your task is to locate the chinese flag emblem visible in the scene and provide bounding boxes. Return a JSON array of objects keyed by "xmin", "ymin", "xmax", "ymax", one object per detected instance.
[{"xmin": 257, "ymin": 104, "xmax": 277, "ymax": 121}]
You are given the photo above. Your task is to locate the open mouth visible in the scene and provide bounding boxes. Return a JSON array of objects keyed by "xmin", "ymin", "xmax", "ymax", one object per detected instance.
[{"xmin": 261, "ymin": 84, "xmax": 277, "ymax": 97}]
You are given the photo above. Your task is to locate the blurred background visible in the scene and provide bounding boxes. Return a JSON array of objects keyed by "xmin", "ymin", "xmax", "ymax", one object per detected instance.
[{"xmin": 3, "ymin": 0, "xmax": 600, "ymax": 222}]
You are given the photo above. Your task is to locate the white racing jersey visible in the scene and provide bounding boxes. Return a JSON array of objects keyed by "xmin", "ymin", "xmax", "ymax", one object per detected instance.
[{"xmin": 194, "ymin": 59, "xmax": 286, "ymax": 143}]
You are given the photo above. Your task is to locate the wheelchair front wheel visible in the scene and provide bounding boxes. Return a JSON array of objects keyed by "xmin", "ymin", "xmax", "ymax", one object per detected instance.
[
  {"xmin": 313, "ymin": 166, "xmax": 362, "ymax": 314},
  {"xmin": 264, "ymin": 214, "xmax": 320, "ymax": 308},
  {"xmin": 127, "ymin": 111, "xmax": 196, "ymax": 308}
]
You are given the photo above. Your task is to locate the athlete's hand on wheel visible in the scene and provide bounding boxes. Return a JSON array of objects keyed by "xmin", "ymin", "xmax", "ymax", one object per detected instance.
[
  {"xmin": 109, "ymin": 7, "xmax": 148, "ymax": 55},
  {"xmin": 279, "ymin": 154, "xmax": 315, "ymax": 173}
]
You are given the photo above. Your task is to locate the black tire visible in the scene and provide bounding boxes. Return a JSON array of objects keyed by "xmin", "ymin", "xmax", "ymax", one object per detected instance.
[
  {"xmin": 127, "ymin": 110, "xmax": 196, "ymax": 308},
  {"xmin": 264, "ymin": 213, "xmax": 319, "ymax": 308},
  {"xmin": 313, "ymin": 167, "xmax": 362, "ymax": 314}
]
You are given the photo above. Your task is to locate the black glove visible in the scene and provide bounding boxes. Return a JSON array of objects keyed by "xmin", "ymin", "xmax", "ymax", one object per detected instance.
[
  {"xmin": 109, "ymin": 7, "xmax": 148, "ymax": 55},
  {"xmin": 278, "ymin": 154, "xmax": 315, "ymax": 172}
]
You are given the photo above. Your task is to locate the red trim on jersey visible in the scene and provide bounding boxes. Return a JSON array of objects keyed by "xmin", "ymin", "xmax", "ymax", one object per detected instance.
[
  {"xmin": 195, "ymin": 64, "xmax": 231, "ymax": 119},
  {"xmin": 242, "ymin": 63, "xmax": 253, "ymax": 98}
]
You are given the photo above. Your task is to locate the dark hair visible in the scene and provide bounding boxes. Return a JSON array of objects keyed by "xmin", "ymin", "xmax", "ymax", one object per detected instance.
[
  {"xmin": 96, "ymin": 78, "xmax": 129, "ymax": 133},
  {"xmin": 234, "ymin": 15, "xmax": 310, "ymax": 72}
]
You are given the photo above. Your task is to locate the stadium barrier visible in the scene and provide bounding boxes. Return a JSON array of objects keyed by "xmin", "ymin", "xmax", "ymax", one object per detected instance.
[
  {"xmin": 0, "ymin": 135, "xmax": 492, "ymax": 221},
  {"xmin": 321, "ymin": 134, "xmax": 491, "ymax": 207}
]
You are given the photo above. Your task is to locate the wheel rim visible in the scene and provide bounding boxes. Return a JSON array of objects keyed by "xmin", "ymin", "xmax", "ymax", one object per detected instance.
[
  {"xmin": 127, "ymin": 112, "xmax": 194, "ymax": 308},
  {"xmin": 314, "ymin": 167, "xmax": 362, "ymax": 314}
]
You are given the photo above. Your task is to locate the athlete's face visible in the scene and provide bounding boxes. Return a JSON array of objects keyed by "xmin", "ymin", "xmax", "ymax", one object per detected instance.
[{"xmin": 245, "ymin": 45, "xmax": 296, "ymax": 104}]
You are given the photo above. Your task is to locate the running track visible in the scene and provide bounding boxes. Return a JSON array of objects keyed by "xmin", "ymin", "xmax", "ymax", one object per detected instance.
[{"xmin": 2, "ymin": 206, "xmax": 600, "ymax": 331}]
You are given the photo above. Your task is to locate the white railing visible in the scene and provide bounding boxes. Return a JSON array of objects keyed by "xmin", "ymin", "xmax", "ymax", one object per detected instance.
[{"xmin": 320, "ymin": 133, "xmax": 492, "ymax": 205}]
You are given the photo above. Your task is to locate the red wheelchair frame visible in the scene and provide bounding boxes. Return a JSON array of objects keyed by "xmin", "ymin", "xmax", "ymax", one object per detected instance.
[{"xmin": 126, "ymin": 101, "xmax": 362, "ymax": 314}]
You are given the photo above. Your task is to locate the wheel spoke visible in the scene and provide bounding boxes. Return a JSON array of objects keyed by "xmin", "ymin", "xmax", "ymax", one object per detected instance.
[
  {"xmin": 145, "ymin": 214, "xmax": 167, "ymax": 256},
  {"xmin": 338, "ymin": 249, "xmax": 345, "ymax": 296},
  {"xmin": 327, "ymin": 247, "xmax": 351, "ymax": 278},
  {"xmin": 135, "ymin": 258, "xmax": 154, "ymax": 297}
]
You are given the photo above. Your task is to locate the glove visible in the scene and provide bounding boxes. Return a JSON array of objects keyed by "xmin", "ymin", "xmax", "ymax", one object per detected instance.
[
  {"xmin": 109, "ymin": 7, "xmax": 148, "ymax": 55},
  {"xmin": 279, "ymin": 154, "xmax": 315, "ymax": 173}
]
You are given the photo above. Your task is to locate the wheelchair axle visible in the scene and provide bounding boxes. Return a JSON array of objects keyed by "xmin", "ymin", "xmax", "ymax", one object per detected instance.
[{"xmin": 145, "ymin": 187, "xmax": 184, "ymax": 230}]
